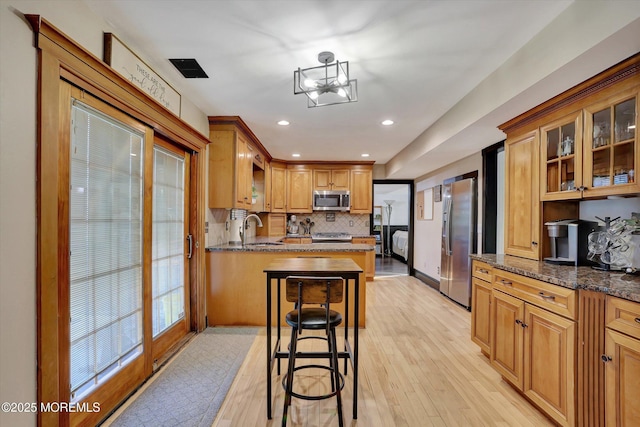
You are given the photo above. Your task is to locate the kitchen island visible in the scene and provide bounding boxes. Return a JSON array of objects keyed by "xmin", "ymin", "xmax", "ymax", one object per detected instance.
[{"xmin": 206, "ymin": 238, "xmax": 374, "ymax": 326}]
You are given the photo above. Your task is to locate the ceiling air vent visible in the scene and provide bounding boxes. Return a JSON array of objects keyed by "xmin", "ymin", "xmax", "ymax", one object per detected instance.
[{"xmin": 169, "ymin": 58, "xmax": 209, "ymax": 78}]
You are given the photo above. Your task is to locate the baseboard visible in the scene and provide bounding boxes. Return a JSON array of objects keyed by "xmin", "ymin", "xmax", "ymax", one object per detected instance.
[{"xmin": 413, "ymin": 269, "xmax": 439, "ymax": 291}]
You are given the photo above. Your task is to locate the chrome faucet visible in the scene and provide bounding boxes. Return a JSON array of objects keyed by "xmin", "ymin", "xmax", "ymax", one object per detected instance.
[{"xmin": 240, "ymin": 214, "xmax": 263, "ymax": 246}]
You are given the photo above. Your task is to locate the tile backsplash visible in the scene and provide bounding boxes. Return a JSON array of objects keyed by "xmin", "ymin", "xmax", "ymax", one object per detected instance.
[
  {"xmin": 205, "ymin": 209, "xmax": 371, "ymax": 246},
  {"xmin": 295, "ymin": 212, "xmax": 369, "ymax": 235}
]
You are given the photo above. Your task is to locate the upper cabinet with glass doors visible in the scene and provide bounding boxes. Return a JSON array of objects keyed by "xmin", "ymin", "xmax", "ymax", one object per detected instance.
[
  {"xmin": 541, "ymin": 111, "xmax": 583, "ymax": 200},
  {"xmin": 540, "ymin": 88, "xmax": 639, "ymax": 201},
  {"xmin": 584, "ymin": 91, "xmax": 638, "ymax": 198}
]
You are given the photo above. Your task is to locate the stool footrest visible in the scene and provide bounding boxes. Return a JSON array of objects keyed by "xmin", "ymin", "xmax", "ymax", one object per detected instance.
[{"xmin": 281, "ymin": 364, "xmax": 345, "ymax": 401}]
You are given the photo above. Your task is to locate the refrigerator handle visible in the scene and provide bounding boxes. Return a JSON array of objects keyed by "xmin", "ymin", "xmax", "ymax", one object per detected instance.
[{"xmin": 447, "ymin": 198, "xmax": 453, "ymax": 255}]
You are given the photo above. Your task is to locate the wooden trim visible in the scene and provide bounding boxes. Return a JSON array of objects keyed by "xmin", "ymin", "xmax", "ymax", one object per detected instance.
[
  {"xmin": 577, "ymin": 290, "xmax": 606, "ymax": 427},
  {"xmin": 413, "ymin": 269, "xmax": 439, "ymax": 291},
  {"xmin": 28, "ymin": 14, "xmax": 209, "ymax": 426},
  {"xmin": 499, "ymin": 53, "xmax": 640, "ymax": 134},
  {"xmin": 27, "ymin": 15, "xmax": 208, "ymax": 151}
]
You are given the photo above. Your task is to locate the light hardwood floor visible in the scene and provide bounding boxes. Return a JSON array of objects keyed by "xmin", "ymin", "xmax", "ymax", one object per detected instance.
[{"xmin": 213, "ymin": 275, "xmax": 554, "ymax": 426}]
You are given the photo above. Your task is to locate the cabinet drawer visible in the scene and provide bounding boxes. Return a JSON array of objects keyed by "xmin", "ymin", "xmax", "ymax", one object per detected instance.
[
  {"xmin": 472, "ymin": 260, "xmax": 492, "ymax": 282},
  {"xmin": 606, "ymin": 296, "xmax": 640, "ymax": 340},
  {"xmin": 352, "ymin": 237, "xmax": 375, "ymax": 245},
  {"xmin": 493, "ymin": 270, "xmax": 576, "ymax": 320}
]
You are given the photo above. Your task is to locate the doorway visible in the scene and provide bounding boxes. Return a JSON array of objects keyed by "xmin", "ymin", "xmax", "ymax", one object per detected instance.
[{"xmin": 372, "ymin": 180, "xmax": 414, "ymax": 276}]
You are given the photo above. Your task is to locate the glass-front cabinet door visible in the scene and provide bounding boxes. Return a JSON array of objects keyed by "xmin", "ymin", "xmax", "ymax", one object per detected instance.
[
  {"xmin": 584, "ymin": 90, "xmax": 639, "ymax": 197},
  {"xmin": 540, "ymin": 111, "xmax": 583, "ymax": 200}
]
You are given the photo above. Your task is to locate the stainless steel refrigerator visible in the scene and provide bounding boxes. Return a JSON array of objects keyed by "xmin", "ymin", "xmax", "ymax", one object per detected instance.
[{"xmin": 440, "ymin": 177, "xmax": 476, "ymax": 310}]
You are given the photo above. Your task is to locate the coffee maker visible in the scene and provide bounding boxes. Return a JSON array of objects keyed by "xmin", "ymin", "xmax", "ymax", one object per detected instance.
[{"xmin": 544, "ymin": 219, "xmax": 600, "ymax": 266}]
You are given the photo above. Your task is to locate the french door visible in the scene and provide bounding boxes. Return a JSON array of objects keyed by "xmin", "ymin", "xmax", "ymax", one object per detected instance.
[
  {"xmin": 151, "ymin": 136, "xmax": 191, "ymax": 361},
  {"xmin": 66, "ymin": 84, "xmax": 192, "ymax": 424}
]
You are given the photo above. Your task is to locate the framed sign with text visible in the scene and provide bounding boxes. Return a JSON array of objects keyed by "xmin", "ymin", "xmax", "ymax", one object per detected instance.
[{"xmin": 104, "ymin": 33, "xmax": 181, "ymax": 116}]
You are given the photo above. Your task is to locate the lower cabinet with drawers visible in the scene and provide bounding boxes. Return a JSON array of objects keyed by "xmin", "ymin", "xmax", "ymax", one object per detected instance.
[
  {"xmin": 471, "ymin": 259, "xmax": 640, "ymax": 426},
  {"xmin": 471, "ymin": 260, "xmax": 577, "ymax": 427}
]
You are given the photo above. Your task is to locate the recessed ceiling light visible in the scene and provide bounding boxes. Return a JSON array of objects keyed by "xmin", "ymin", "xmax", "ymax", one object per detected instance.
[
  {"xmin": 381, "ymin": 119, "xmax": 394, "ymax": 126},
  {"xmin": 361, "ymin": 153, "xmax": 370, "ymax": 157},
  {"xmin": 277, "ymin": 120, "xmax": 290, "ymax": 126},
  {"xmin": 292, "ymin": 153, "xmax": 301, "ymax": 157}
]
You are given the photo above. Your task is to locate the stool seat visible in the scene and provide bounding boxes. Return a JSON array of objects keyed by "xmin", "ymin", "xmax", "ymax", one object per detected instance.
[{"xmin": 286, "ymin": 308, "xmax": 342, "ymax": 330}]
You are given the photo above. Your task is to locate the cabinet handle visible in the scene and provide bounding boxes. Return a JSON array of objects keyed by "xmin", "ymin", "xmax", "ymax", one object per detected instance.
[
  {"xmin": 635, "ymin": 317, "xmax": 640, "ymax": 324},
  {"xmin": 515, "ymin": 319, "xmax": 527, "ymax": 328},
  {"xmin": 539, "ymin": 292, "xmax": 555, "ymax": 301},
  {"xmin": 601, "ymin": 354, "xmax": 612, "ymax": 363},
  {"xmin": 479, "ymin": 269, "xmax": 489, "ymax": 274},
  {"xmin": 499, "ymin": 279, "xmax": 512, "ymax": 286}
]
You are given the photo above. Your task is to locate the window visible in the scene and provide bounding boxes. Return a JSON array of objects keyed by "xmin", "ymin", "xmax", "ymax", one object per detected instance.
[
  {"xmin": 152, "ymin": 146, "xmax": 186, "ymax": 337},
  {"xmin": 69, "ymin": 101, "xmax": 144, "ymax": 399}
]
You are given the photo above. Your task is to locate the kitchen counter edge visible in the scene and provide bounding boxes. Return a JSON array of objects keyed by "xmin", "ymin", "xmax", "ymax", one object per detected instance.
[
  {"xmin": 206, "ymin": 236, "xmax": 375, "ymax": 253},
  {"xmin": 471, "ymin": 254, "xmax": 640, "ymax": 303}
]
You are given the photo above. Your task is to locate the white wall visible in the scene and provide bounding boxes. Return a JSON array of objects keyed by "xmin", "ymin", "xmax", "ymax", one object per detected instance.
[
  {"xmin": 0, "ymin": 2, "xmax": 208, "ymax": 426},
  {"xmin": 580, "ymin": 198, "xmax": 640, "ymax": 224},
  {"xmin": 413, "ymin": 153, "xmax": 483, "ymax": 279},
  {"xmin": 373, "ymin": 185, "xmax": 410, "ymax": 226}
]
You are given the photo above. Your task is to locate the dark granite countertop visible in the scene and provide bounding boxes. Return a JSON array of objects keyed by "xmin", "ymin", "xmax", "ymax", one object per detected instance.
[
  {"xmin": 206, "ymin": 236, "xmax": 375, "ymax": 253},
  {"xmin": 471, "ymin": 254, "xmax": 640, "ymax": 303}
]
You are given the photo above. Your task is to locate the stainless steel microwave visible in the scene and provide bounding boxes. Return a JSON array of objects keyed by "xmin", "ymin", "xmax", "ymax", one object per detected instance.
[{"xmin": 313, "ymin": 190, "xmax": 350, "ymax": 211}]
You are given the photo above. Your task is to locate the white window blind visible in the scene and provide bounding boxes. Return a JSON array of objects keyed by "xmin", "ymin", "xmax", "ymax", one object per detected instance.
[
  {"xmin": 152, "ymin": 146, "xmax": 186, "ymax": 337},
  {"xmin": 69, "ymin": 101, "xmax": 144, "ymax": 399}
]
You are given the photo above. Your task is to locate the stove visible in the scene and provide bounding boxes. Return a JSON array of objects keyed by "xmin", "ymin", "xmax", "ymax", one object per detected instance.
[{"xmin": 311, "ymin": 232, "xmax": 352, "ymax": 243}]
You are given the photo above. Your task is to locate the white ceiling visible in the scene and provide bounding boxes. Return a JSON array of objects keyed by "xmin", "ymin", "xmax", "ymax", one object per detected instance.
[{"xmin": 82, "ymin": 1, "xmax": 640, "ymax": 179}]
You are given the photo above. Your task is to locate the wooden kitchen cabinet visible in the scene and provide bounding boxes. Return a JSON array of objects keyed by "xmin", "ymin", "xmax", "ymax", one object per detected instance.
[
  {"xmin": 313, "ymin": 168, "xmax": 350, "ymax": 191},
  {"xmin": 256, "ymin": 213, "xmax": 286, "ymax": 237},
  {"xmin": 208, "ymin": 117, "xmax": 270, "ymax": 211},
  {"xmin": 504, "ymin": 130, "xmax": 540, "ymax": 260},
  {"xmin": 281, "ymin": 236, "xmax": 312, "ymax": 244},
  {"xmin": 208, "ymin": 128, "xmax": 252, "ymax": 209},
  {"xmin": 540, "ymin": 111, "xmax": 583, "ymax": 201},
  {"xmin": 350, "ymin": 167, "xmax": 373, "ymax": 214},
  {"xmin": 270, "ymin": 162, "xmax": 287, "ymax": 213},
  {"xmin": 352, "ymin": 237, "xmax": 375, "ymax": 280},
  {"xmin": 491, "ymin": 289, "xmax": 525, "ymax": 387},
  {"xmin": 286, "ymin": 167, "xmax": 312, "ymax": 213},
  {"xmin": 490, "ymin": 270, "xmax": 577, "ymax": 427},
  {"xmin": 583, "ymin": 90, "xmax": 639, "ymax": 198},
  {"xmin": 603, "ymin": 296, "xmax": 640, "ymax": 427},
  {"xmin": 471, "ymin": 260, "xmax": 493, "ymax": 355},
  {"xmin": 541, "ymin": 91, "xmax": 639, "ymax": 201}
]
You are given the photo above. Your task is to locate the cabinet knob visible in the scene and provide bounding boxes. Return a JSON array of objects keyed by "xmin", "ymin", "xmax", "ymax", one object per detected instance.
[
  {"xmin": 601, "ymin": 354, "xmax": 612, "ymax": 363},
  {"xmin": 532, "ymin": 241, "xmax": 538, "ymax": 246}
]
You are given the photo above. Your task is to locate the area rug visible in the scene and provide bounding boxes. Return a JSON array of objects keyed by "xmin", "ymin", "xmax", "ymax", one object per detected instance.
[{"xmin": 109, "ymin": 327, "xmax": 258, "ymax": 427}]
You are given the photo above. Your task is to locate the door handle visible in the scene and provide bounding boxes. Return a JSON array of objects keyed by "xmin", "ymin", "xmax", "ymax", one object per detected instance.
[{"xmin": 186, "ymin": 234, "xmax": 193, "ymax": 259}]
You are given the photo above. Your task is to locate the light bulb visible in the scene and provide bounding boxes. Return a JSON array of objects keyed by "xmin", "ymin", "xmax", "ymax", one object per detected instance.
[
  {"xmin": 337, "ymin": 88, "xmax": 346, "ymax": 97},
  {"xmin": 303, "ymin": 79, "xmax": 316, "ymax": 88},
  {"xmin": 337, "ymin": 74, "xmax": 347, "ymax": 84},
  {"xmin": 309, "ymin": 91, "xmax": 319, "ymax": 100}
]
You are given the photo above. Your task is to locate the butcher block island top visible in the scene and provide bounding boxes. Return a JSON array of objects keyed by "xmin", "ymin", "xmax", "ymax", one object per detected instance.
[
  {"xmin": 206, "ymin": 239, "xmax": 372, "ymax": 327},
  {"xmin": 471, "ymin": 254, "xmax": 640, "ymax": 303}
]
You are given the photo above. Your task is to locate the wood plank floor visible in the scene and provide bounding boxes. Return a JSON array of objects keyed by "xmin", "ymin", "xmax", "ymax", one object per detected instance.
[{"xmin": 213, "ymin": 275, "xmax": 554, "ymax": 426}]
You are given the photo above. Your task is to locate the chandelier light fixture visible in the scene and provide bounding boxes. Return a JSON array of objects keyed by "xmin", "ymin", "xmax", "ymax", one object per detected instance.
[{"xmin": 294, "ymin": 51, "xmax": 358, "ymax": 108}]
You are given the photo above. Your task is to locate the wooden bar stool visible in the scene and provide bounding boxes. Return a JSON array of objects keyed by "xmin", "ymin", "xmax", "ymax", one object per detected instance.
[{"xmin": 282, "ymin": 276, "xmax": 345, "ymax": 427}]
